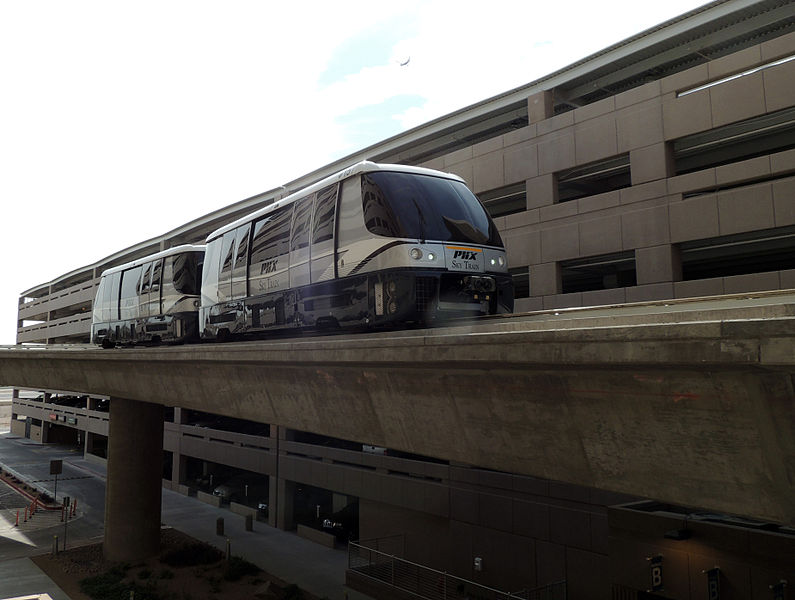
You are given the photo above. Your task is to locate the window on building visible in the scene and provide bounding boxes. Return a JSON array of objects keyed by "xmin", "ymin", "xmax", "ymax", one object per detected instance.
[
  {"xmin": 509, "ymin": 266, "xmax": 530, "ymax": 298},
  {"xmin": 674, "ymin": 107, "xmax": 795, "ymax": 175},
  {"xmin": 680, "ymin": 226, "xmax": 795, "ymax": 280},
  {"xmin": 557, "ymin": 154, "xmax": 631, "ymax": 203},
  {"xmin": 479, "ymin": 183, "xmax": 526, "ymax": 218},
  {"xmin": 560, "ymin": 251, "xmax": 636, "ymax": 293}
]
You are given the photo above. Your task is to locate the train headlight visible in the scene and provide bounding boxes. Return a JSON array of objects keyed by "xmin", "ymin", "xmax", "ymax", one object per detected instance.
[
  {"xmin": 388, "ymin": 301, "xmax": 398, "ymax": 314},
  {"xmin": 409, "ymin": 247, "xmax": 423, "ymax": 260},
  {"xmin": 387, "ymin": 280, "xmax": 397, "ymax": 294},
  {"xmin": 498, "ymin": 256, "xmax": 505, "ymax": 267},
  {"xmin": 427, "ymin": 252, "xmax": 435, "ymax": 261}
]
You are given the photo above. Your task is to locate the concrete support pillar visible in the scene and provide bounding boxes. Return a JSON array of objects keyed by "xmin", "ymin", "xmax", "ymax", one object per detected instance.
[
  {"xmin": 274, "ymin": 478, "xmax": 295, "ymax": 531},
  {"xmin": 104, "ymin": 397, "xmax": 164, "ymax": 561},
  {"xmin": 268, "ymin": 425, "xmax": 295, "ymax": 529},
  {"xmin": 527, "ymin": 90, "xmax": 554, "ymax": 124},
  {"xmin": 172, "ymin": 452, "xmax": 187, "ymax": 486}
]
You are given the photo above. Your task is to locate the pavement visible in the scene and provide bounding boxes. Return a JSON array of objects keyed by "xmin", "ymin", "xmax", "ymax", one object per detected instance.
[{"xmin": 0, "ymin": 433, "xmax": 374, "ymax": 600}]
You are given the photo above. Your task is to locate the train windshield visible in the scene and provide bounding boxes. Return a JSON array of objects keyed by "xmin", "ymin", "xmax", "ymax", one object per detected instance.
[{"xmin": 361, "ymin": 172, "xmax": 503, "ymax": 247}]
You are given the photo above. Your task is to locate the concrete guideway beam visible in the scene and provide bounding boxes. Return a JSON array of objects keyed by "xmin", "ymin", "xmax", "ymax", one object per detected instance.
[
  {"xmin": 1, "ymin": 294, "xmax": 794, "ymax": 527},
  {"xmin": 104, "ymin": 398, "xmax": 164, "ymax": 561}
]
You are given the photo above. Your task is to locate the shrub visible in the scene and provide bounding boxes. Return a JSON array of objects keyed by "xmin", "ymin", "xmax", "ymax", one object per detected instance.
[
  {"xmin": 161, "ymin": 543, "xmax": 223, "ymax": 567},
  {"xmin": 223, "ymin": 556, "xmax": 260, "ymax": 581}
]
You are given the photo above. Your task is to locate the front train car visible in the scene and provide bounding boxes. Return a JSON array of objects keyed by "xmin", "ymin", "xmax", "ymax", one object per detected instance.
[
  {"xmin": 91, "ymin": 245, "xmax": 205, "ymax": 347},
  {"xmin": 200, "ymin": 162, "xmax": 513, "ymax": 339}
]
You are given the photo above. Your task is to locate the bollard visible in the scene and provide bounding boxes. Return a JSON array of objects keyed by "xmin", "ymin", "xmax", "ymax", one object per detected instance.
[
  {"xmin": 226, "ymin": 538, "xmax": 231, "ymax": 561},
  {"xmin": 245, "ymin": 513, "xmax": 253, "ymax": 532},
  {"xmin": 52, "ymin": 535, "xmax": 58, "ymax": 556},
  {"xmin": 216, "ymin": 517, "xmax": 224, "ymax": 536},
  {"xmin": 61, "ymin": 507, "xmax": 65, "ymax": 522},
  {"xmin": 15, "ymin": 510, "xmax": 19, "ymax": 527},
  {"xmin": 72, "ymin": 498, "xmax": 78, "ymax": 516},
  {"xmin": 23, "ymin": 507, "xmax": 28, "ymax": 523}
]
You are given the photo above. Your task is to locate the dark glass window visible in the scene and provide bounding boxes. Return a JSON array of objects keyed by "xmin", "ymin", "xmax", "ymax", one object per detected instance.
[
  {"xmin": 141, "ymin": 262, "xmax": 152, "ymax": 295},
  {"xmin": 151, "ymin": 259, "xmax": 162, "ymax": 294},
  {"xmin": 120, "ymin": 265, "xmax": 143, "ymax": 320},
  {"xmin": 312, "ymin": 185, "xmax": 338, "ymax": 245},
  {"xmin": 234, "ymin": 226, "xmax": 249, "ymax": 269},
  {"xmin": 251, "ymin": 206, "xmax": 292, "ymax": 264},
  {"xmin": 362, "ymin": 172, "xmax": 503, "ymax": 247},
  {"xmin": 290, "ymin": 196, "xmax": 312, "ymax": 251},
  {"xmin": 201, "ymin": 238, "xmax": 223, "ymax": 307},
  {"xmin": 172, "ymin": 252, "xmax": 200, "ymax": 295},
  {"xmin": 220, "ymin": 231, "xmax": 236, "ymax": 281}
]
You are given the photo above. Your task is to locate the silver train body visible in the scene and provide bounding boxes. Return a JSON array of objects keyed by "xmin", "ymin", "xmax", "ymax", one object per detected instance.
[
  {"xmin": 91, "ymin": 245, "xmax": 204, "ymax": 347},
  {"xmin": 200, "ymin": 161, "xmax": 513, "ymax": 339}
]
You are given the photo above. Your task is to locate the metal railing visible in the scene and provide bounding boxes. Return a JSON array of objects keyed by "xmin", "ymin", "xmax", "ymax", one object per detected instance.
[{"xmin": 348, "ymin": 540, "xmax": 566, "ymax": 600}]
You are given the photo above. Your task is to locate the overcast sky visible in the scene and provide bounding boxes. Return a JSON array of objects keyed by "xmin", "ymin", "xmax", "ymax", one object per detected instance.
[{"xmin": 1, "ymin": 0, "xmax": 711, "ymax": 345}]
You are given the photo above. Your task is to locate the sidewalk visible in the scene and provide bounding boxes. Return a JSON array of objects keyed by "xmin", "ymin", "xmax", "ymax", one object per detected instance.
[{"xmin": 0, "ymin": 445, "xmax": 373, "ymax": 600}]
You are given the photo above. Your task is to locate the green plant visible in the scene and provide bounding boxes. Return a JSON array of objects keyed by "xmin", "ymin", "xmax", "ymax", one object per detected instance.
[
  {"xmin": 161, "ymin": 542, "xmax": 223, "ymax": 567},
  {"xmin": 138, "ymin": 568, "xmax": 153, "ymax": 579},
  {"xmin": 158, "ymin": 568, "xmax": 175, "ymax": 580},
  {"xmin": 223, "ymin": 555, "xmax": 260, "ymax": 582}
]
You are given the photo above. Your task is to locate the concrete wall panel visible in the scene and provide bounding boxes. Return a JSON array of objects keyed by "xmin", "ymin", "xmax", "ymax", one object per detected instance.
[
  {"xmin": 763, "ymin": 58, "xmax": 795, "ymax": 113},
  {"xmin": 541, "ymin": 225, "xmax": 580, "ymax": 262},
  {"xmin": 538, "ymin": 133, "xmax": 576, "ymax": 175},
  {"xmin": 773, "ymin": 178, "xmax": 795, "ymax": 226},
  {"xmin": 617, "ymin": 102, "xmax": 664, "ymax": 152},
  {"xmin": 717, "ymin": 184, "xmax": 775, "ymax": 236},
  {"xmin": 710, "ymin": 72, "xmax": 766, "ymax": 128},
  {"xmin": 662, "ymin": 90, "xmax": 712, "ymax": 140},
  {"xmin": 575, "ymin": 117, "xmax": 618, "ymax": 165},
  {"xmin": 504, "ymin": 143, "xmax": 539, "ymax": 185},
  {"xmin": 621, "ymin": 205, "xmax": 670, "ymax": 249},
  {"xmin": 579, "ymin": 216, "xmax": 622, "ymax": 256},
  {"xmin": 669, "ymin": 195, "xmax": 719, "ymax": 243}
]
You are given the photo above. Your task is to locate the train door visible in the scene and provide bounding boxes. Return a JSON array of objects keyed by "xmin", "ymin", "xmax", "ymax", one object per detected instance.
[
  {"xmin": 289, "ymin": 195, "xmax": 312, "ymax": 289},
  {"xmin": 310, "ymin": 184, "xmax": 338, "ymax": 283}
]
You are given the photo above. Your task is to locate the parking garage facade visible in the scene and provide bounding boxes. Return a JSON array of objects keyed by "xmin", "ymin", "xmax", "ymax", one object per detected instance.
[{"xmin": 11, "ymin": 2, "xmax": 795, "ymax": 598}]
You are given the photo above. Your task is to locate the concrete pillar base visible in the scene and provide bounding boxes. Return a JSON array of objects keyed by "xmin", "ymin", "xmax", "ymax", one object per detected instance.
[{"xmin": 104, "ymin": 397, "xmax": 164, "ymax": 561}]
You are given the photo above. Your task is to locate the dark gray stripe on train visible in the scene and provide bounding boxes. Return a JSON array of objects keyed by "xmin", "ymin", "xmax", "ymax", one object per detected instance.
[{"xmin": 348, "ymin": 241, "xmax": 410, "ymax": 276}]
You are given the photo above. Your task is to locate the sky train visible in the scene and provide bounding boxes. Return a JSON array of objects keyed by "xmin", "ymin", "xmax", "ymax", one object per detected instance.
[{"xmin": 91, "ymin": 162, "xmax": 514, "ymax": 347}]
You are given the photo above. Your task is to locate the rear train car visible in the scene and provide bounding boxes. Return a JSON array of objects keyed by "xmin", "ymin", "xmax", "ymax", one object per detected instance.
[
  {"xmin": 200, "ymin": 161, "xmax": 513, "ymax": 340},
  {"xmin": 91, "ymin": 245, "xmax": 205, "ymax": 347}
]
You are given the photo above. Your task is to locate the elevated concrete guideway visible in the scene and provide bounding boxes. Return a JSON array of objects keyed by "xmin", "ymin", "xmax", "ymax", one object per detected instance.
[{"xmin": 1, "ymin": 292, "xmax": 794, "ymax": 556}]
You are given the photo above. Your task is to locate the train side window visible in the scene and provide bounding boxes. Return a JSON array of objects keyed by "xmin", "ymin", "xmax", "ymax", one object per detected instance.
[
  {"xmin": 312, "ymin": 185, "xmax": 338, "ymax": 245},
  {"xmin": 217, "ymin": 230, "xmax": 236, "ymax": 302},
  {"xmin": 93, "ymin": 277, "xmax": 107, "ymax": 323},
  {"xmin": 251, "ymin": 206, "xmax": 292, "ymax": 265},
  {"xmin": 139, "ymin": 261, "xmax": 152, "ymax": 318},
  {"xmin": 151, "ymin": 260, "xmax": 162, "ymax": 294},
  {"xmin": 172, "ymin": 252, "xmax": 199, "ymax": 295},
  {"xmin": 231, "ymin": 224, "xmax": 249, "ymax": 299},
  {"xmin": 120, "ymin": 265, "xmax": 143, "ymax": 320},
  {"xmin": 201, "ymin": 238, "xmax": 223, "ymax": 308},
  {"xmin": 140, "ymin": 262, "xmax": 152, "ymax": 296},
  {"xmin": 108, "ymin": 271, "xmax": 121, "ymax": 321},
  {"xmin": 337, "ymin": 177, "xmax": 369, "ymax": 248},
  {"xmin": 291, "ymin": 196, "xmax": 313, "ymax": 252}
]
